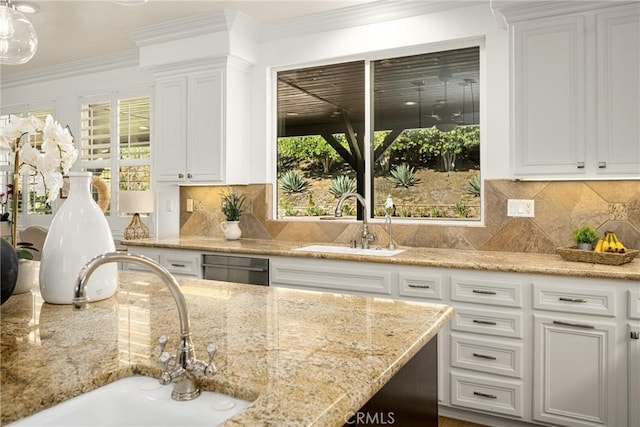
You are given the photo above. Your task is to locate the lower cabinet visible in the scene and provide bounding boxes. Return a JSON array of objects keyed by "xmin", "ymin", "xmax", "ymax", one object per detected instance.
[
  {"xmin": 125, "ymin": 246, "xmax": 203, "ymax": 278},
  {"xmin": 532, "ymin": 315, "xmax": 617, "ymax": 427}
]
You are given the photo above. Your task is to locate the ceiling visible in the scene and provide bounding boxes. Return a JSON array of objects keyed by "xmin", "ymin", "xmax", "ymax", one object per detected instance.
[{"xmin": 0, "ymin": 0, "xmax": 373, "ymax": 76}]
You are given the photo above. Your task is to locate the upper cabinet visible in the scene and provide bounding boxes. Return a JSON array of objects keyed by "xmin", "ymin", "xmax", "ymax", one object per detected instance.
[
  {"xmin": 506, "ymin": 2, "xmax": 639, "ymax": 178},
  {"xmin": 132, "ymin": 11, "xmax": 257, "ymax": 185},
  {"xmin": 154, "ymin": 69, "xmax": 224, "ymax": 183}
]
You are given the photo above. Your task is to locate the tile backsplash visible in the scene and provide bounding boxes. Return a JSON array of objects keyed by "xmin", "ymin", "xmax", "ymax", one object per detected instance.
[{"xmin": 179, "ymin": 180, "xmax": 640, "ymax": 253}]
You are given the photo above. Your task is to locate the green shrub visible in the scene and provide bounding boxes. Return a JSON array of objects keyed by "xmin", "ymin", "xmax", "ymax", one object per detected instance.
[
  {"xmin": 306, "ymin": 194, "xmax": 325, "ymax": 216},
  {"xmin": 573, "ymin": 225, "xmax": 598, "ymax": 244},
  {"xmin": 466, "ymin": 174, "xmax": 481, "ymax": 197},
  {"xmin": 279, "ymin": 170, "xmax": 310, "ymax": 194},
  {"xmin": 388, "ymin": 164, "xmax": 421, "ymax": 188},
  {"xmin": 454, "ymin": 201, "xmax": 469, "ymax": 218},
  {"xmin": 328, "ymin": 175, "xmax": 356, "ymax": 198}
]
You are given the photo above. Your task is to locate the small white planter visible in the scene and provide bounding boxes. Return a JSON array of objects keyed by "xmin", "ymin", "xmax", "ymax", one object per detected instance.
[
  {"xmin": 13, "ymin": 260, "xmax": 37, "ymax": 294},
  {"xmin": 577, "ymin": 242, "xmax": 593, "ymax": 251},
  {"xmin": 220, "ymin": 221, "xmax": 242, "ymax": 240}
]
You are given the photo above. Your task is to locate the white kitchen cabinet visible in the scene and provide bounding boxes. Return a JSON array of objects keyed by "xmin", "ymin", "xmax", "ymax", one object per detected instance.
[
  {"xmin": 510, "ymin": 3, "xmax": 640, "ymax": 178},
  {"xmin": 125, "ymin": 246, "xmax": 203, "ymax": 278},
  {"xmin": 154, "ymin": 70, "xmax": 223, "ymax": 183},
  {"xmin": 269, "ymin": 256, "xmax": 392, "ymax": 296},
  {"xmin": 532, "ymin": 314, "xmax": 617, "ymax": 427},
  {"xmin": 628, "ymin": 323, "xmax": 640, "ymax": 427}
]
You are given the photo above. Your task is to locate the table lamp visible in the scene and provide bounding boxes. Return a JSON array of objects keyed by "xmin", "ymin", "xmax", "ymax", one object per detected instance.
[{"xmin": 119, "ymin": 190, "xmax": 155, "ymax": 240}]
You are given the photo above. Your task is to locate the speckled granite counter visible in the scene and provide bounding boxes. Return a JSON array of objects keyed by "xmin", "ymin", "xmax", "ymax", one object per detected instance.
[
  {"xmin": 0, "ymin": 272, "xmax": 453, "ymax": 426},
  {"xmin": 123, "ymin": 236, "xmax": 640, "ymax": 281}
]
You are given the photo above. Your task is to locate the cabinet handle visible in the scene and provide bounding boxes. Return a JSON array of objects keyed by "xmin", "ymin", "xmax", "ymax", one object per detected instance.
[
  {"xmin": 558, "ymin": 297, "xmax": 587, "ymax": 303},
  {"xmin": 187, "ymin": 173, "xmax": 193, "ymax": 178},
  {"xmin": 473, "ymin": 391, "xmax": 497, "ymax": 399},
  {"xmin": 553, "ymin": 320, "xmax": 595, "ymax": 329},
  {"xmin": 631, "ymin": 331, "xmax": 640, "ymax": 340},
  {"xmin": 472, "ymin": 353, "xmax": 497, "ymax": 360},
  {"xmin": 577, "ymin": 161, "xmax": 585, "ymax": 169},
  {"xmin": 598, "ymin": 161, "xmax": 607, "ymax": 169},
  {"xmin": 472, "ymin": 319, "xmax": 497, "ymax": 326},
  {"xmin": 171, "ymin": 263, "xmax": 186, "ymax": 268},
  {"xmin": 178, "ymin": 173, "xmax": 184, "ymax": 179},
  {"xmin": 408, "ymin": 283, "xmax": 431, "ymax": 289},
  {"xmin": 472, "ymin": 289, "xmax": 497, "ymax": 295}
]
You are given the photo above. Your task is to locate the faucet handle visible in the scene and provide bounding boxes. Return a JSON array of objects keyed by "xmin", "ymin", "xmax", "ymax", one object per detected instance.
[
  {"xmin": 158, "ymin": 335, "xmax": 168, "ymax": 352},
  {"xmin": 205, "ymin": 343, "xmax": 218, "ymax": 376}
]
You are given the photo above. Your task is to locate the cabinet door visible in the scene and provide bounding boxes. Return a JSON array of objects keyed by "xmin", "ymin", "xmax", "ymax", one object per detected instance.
[
  {"xmin": 512, "ymin": 15, "xmax": 586, "ymax": 176},
  {"xmin": 154, "ymin": 77, "xmax": 188, "ymax": 182},
  {"xmin": 533, "ymin": 314, "xmax": 616, "ymax": 427},
  {"xmin": 596, "ymin": 6, "xmax": 640, "ymax": 176},
  {"xmin": 187, "ymin": 70, "xmax": 224, "ymax": 182}
]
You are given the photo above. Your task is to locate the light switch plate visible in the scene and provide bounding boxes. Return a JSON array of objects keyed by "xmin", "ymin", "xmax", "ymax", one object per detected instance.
[
  {"xmin": 507, "ymin": 199, "xmax": 535, "ymax": 217},
  {"xmin": 186, "ymin": 199, "xmax": 194, "ymax": 213}
]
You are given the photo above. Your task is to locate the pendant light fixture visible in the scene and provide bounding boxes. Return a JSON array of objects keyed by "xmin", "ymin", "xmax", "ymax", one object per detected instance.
[{"xmin": 0, "ymin": 0, "xmax": 38, "ymax": 65}]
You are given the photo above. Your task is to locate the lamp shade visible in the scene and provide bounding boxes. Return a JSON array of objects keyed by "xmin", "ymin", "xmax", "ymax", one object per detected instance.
[
  {"xmin": 118, "ymin": 191, "xmax": 155, "ymax": 214},
  {"xmin": 0, "ymin": 2, "xmax": 38, "ymax": 65}
]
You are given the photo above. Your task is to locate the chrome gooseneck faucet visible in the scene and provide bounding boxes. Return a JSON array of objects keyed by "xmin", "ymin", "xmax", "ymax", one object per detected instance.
[
  {"xmin": 73, "ymin": 252, "xmax": 217, "ymax": 401},
  {"xmin": 335, "ymin": 192, "xmax": 376, "ymax": 249}
]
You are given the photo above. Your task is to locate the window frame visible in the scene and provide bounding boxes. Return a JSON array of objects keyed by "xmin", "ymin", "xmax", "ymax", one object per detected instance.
[
  {"xmin": 271, "ymin": 38, "xmax": 486, "ymax": 226},
  {"xmin": 78, "ymin": 88, "xmax": 153, "ymax": 235}
]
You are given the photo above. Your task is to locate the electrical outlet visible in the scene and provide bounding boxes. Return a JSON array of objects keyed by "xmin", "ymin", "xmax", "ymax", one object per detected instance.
[
  {"xmin": 507, "ymin": 199, "xmax": 535, "ymax": 217},
  {"xmin": 186, "ymin": 199, "xmax": 194, "ymax": 213}
]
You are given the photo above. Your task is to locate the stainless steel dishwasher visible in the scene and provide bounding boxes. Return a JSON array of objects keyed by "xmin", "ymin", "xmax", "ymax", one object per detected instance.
[{"xmin": 202, "ymin": 254, "xmax": 269, "ymax": 286}]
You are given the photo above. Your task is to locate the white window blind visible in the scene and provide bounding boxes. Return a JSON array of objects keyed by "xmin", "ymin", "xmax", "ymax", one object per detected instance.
[{"xmin": 80, "ymin": 92, "xmax": 151, "ymax": 216}]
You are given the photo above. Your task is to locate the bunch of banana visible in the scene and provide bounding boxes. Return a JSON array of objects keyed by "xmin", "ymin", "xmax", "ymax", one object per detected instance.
[{"xmin": 594, "ymin": 231, "xmax": 627, "ymax": 253}]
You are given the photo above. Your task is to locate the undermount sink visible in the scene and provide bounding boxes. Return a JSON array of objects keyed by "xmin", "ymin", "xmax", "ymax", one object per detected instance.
[
  {"xmin": 8, "ymin": 376, "xmax": 251, "ymax": 427},
  {"xmin": 295, "ymin": 244, "xmax": 405, "ymax": 257}
]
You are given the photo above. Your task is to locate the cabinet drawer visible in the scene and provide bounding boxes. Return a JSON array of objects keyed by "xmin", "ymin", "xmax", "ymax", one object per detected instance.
[
  {"xmin": 270, "ymin": 258, "xmax": 391, "ymax": 296},
  {"xmin": 160, "ymin": 254, "xmax": 201, "ymax": 277},
  {"xmin": 532, "ymin": 284, "xmax": 616, "ymax": 317},
  {"xmin": 451, "ymin": 308, "xmax": 522, "ymax": 338},
  {"xmin": 451, "ymin": 276, "xmax": 523, "ymax": 308},
  {"xmin": 450, "ymin": 334, "xmax": 523, "ymax": 378},
  {"xmin": 398, "ymin": 272, "xmax": 443, "ymax": 300},
  {"xmin": 451, "ymin": 372, "xmax": 523, "ymax": 417},
  {"xmin": 629, "ymin": 291, "xmax": 640, "ymax": 320}
]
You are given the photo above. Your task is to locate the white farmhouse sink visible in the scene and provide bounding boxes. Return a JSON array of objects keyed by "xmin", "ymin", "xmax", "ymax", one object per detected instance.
[
  {"xmin": 295, "ymin": 244, "xmax": 405, "ymax": 257},
  {"xmin": 8, "ymin": 376, "xmax": 251, "ymax": 426}
]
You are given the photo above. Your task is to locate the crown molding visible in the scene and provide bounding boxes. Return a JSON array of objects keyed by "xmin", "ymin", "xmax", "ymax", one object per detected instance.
[
  {"xmin": 1, "ymin": 50, "xmax": 140, "ymax": 89},
  {"xmin": 259, "ymin": 0, "xmax": 483, "ymax": 41},
  {"xmin": 491, "ymin": 0, "xmax": 638, "ymax": 23},
  {"xmin": 129, "ymin": 9, "xmax": 260, "ymax": 47}
]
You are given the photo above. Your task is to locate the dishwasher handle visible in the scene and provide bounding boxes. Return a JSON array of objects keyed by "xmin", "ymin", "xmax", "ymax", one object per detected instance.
[{"xmin": 203, "ymin": 263, "xmax": 268, "ymax": 273}]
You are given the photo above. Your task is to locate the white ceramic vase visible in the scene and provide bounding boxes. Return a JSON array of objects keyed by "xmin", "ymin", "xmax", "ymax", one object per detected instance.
[
  {"xmin": 39, "ymin": 172, "xmax": 117, "ymax": 304},
  {"xmin": 220, "ymin": 221, "xmax": 242, "ymax": 240}
]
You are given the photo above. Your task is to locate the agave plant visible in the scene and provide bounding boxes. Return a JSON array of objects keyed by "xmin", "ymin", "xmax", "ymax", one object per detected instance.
[
  {"xmin": 328, "ymin": 175, "xmax": 356, "ymax": 198},
  {"xmin": 388, "ymin": 164, "xmax": 421, "ymax": 188},
  {"xmin": 466, "ymin": 173, "xmax": 481, "ymax": 197},
  {"xmin": 279, "ymin": 170, "xmax": 310, "ymax": 194}
]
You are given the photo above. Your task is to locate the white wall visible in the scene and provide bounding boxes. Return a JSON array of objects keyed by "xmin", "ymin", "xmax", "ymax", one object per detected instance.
[{"xmin": 248, "ymin": 3, "xmax": 511, "ymax": 184}]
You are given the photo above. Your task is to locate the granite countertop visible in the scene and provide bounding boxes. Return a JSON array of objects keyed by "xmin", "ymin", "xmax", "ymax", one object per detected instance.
[
  {"xmin": 123, "ymin": 236, "xmax": 640, "ymax": 281},
  {"xmin": 0, "ymin": 271, "xmax": 453, "ymax": 426}
]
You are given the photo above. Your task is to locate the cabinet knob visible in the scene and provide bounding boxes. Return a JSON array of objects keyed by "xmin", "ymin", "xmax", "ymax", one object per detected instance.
[
  {"xmin": 577, "ymin": 161, "xmax": 585, "ymax": 169},
  {"xmin": 632, "ymin": 331, "xmax": 640, "ymax": 340},
  {"xmin": 598, "ymin": 161, "xmax": 607, "ymax": 169},
  {"xmin": 178, "ymin": 173, "xmax": 184, "ymax": 179},
  {"xmin": 187, "ymin": 173, "xmax": 193, "ymax": 179}
]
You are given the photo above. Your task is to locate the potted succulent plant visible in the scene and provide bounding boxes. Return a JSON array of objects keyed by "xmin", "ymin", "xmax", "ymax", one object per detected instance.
[
  {"xmin": 220, "ymin": 190, "xmax": 248, "ymax": 240},
  {"xmin": 573, "ymin": 225, "xmax": 598, "ymax": 251}
]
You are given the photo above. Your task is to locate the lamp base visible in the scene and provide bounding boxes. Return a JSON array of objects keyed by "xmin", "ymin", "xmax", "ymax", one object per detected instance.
[{"xmin": 124, "ymin": 213, "xmax": 149, "ymax": 240}]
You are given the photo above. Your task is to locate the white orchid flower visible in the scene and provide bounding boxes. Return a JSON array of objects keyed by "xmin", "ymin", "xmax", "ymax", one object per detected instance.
[{"xmin": 3, "ymin": 114, "xmax": 77, "ymax": 205}]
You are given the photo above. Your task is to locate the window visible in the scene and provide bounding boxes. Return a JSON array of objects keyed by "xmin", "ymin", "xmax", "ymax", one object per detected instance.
[
  {"xmin": 80, "ymin": 92, "xmax": 151, "ymax": 216},
  {"xmin": 276, "ymin": 46, "xmax": 481, "ymax": 221},
  {"xmin": 0, "ymin": 104, "xmax": 56, "ymax": 217}
]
